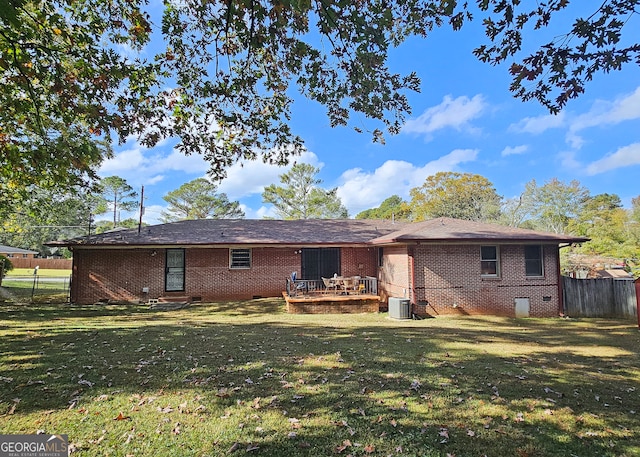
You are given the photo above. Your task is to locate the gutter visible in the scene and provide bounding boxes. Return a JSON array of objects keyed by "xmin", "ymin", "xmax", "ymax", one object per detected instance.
[{"xmin": 557, "ymin": 243, "xmax": 575, "ymax": 316}]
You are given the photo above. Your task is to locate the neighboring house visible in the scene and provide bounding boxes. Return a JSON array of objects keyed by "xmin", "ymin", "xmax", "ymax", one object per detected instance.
[
  {"xmin": 48, "ymin": 218, "xmax": 588, "ymax": 317},
  {"xmin": 0, "ymin": 245, "xmax": 39, "ymax": 259}
]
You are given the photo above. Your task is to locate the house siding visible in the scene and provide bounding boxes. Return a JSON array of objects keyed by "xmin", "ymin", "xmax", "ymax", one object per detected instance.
[
  {"xmin": 70, "ymin": 246, "xmax": 378, "ymax": 304},
  {"xmin": 378, "ymin": 246, "xmax": 411, "ymax": 305},
  {"xmin": 410, "ymin": 244, "xmax": 561, "ymax": 317}
]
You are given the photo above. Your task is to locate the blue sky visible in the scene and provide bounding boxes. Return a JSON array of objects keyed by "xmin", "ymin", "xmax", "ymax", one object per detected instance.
[{"xmin": 97, "ymin": 5, "xmax": 640, "ymax": 224}]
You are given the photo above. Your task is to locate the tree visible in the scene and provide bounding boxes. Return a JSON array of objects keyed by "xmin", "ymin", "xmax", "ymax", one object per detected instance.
[
  {"xmin": 632, "ymin": 196, "xmax": 640, "ymax": 223},
  {"xmin": 98, "ymin": 176, "xmax": 138, "ymax": 229},
  {"xmin": 262, "ymin": 164, "xmax": 348, "ymax": 220},
  {"xmin": 0, "ymin": 255, "xmax": 14, "ymax": 283},
  {"xmin": 355, "ymin": 195, "xmax": 411, "ymax": 220},
  {"xmin": 520, "ymin": 178, "xmax": 590, "ymax": 234},
  {"xmin": 0, "ymin": 186, "xmax": 98, "ymax": 256},
  {"xmin": 408, "ymin": 172, "xmax": 502, "ymax": 222},
  {"xmin": 94, "ymin": 218, "xmax": 141, "ymax": 234},
  {"xmin": 161, "ymin": 178, "xmax": 244, "ymax": 222},
  {"xmin": 2, "ymin": 1, "xmax": 637, "ymax": 209}
]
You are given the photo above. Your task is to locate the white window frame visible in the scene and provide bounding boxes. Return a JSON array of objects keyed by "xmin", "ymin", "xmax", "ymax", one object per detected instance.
[
  {"xmin": 524, "ymin": 245, "xmax": 544, "ymax": 277},
  {"xmin": 480, "ymin": 245, "xmax": 500, "ymax": 277},
  {"xmin": 230, "ymin": 248, "xmax": 251, "ymax": 269}
]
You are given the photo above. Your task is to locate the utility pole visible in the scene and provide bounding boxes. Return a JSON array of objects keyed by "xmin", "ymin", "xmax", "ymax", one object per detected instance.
[{"xmin": 138, "ymin": 186, "xmax": 145, "ymax": 234}]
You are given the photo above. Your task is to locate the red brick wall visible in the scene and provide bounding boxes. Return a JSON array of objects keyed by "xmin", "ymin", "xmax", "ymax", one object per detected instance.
[
  {"xmin": 409, "ymin": 244, "xmax": 561, "ymax": 317},
  {"xmin": 378, "ymin": 246, "xmax": 411, "ymax": 304},
  {"xmin": 71, "ymin": 246, "xmax": 377, "ymax": 304}
]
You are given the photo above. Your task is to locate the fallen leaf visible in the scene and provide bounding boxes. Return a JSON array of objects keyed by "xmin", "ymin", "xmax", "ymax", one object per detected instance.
[
  {"xmin": 364, "ymin": 444, "xmax": 375, "ymax": 453},
  {"xmin": 335, "ymin": 439, "xmax": 353, "ymax": 453},
  {"xmin": 114, "ymin": 412, "xmax": 130, "ymax": 421}
]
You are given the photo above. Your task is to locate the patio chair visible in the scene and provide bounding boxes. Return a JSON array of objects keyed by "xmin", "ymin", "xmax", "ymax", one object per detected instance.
[
  {"xmin": 290, "ymin": 272, "xmax": 306, "ymax": 297},
  {"xmin": 322, "ymin": 277, "xmax": 338, "ymax": 295},
  {"xmin": 341, "ymin": 276, "xmax": 356, "ymax": 294}
]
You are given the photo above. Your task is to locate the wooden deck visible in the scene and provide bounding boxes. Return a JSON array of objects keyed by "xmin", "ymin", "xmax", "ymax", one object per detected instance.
[{"xmin": 282, "ymin": 292, "xmax": 381, "ymax": 314}]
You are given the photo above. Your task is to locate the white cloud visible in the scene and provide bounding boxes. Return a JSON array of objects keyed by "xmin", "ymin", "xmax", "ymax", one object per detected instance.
[
  {"xmin": 99, "ymin": 147, "xmax": 146, "ymax": 173},
  {"xmin": 509, "ymin": 112, "xmax": 566, "ymax": 134},
  {"xmin": 585, "ymin": 143, "xmax": 640, "ymax": 175},
  {"xmin": 501, "ymin": 145, "xmax": 529, "ymax": 157},
  {"xmin": 336, "ymin": 148, "xmax": 479, "ymax": 215},
  {"xmin": 99, "ymin": 138, "xmax": 209, "ymax": 186},
  {"xmin": 217, "ymin": 149, "xmax": 321, "ymax": 200},
  {"xmin": 570, "ymin": 86, "xmax": 640, "ymax": 133},
  {"xmin": 141, "ymin": 204, "xmax": 167, "ymax": 225},
  {"xmin": 402, "ymin": 94, "xmax": 487, "ymax": 136}
]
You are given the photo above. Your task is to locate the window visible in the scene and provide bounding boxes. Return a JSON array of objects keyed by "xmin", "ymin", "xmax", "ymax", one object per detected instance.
[
  {"xmin": 524, "ymin": 245, "xmax": 544, "ymax": 277},
  {"xmin": 378, "ymin": 248, "xmax": 384, "ymax": 267},
  {"xmin": 230, "ymin": 249, "xmax": 251, "ymax": 269},
  {"xmin": 480, "ymin": 246, "xmax": 499, "ymax": 277},
  {"xmin": 22, "ymin": 254, "xmax": 28, "ymax": 258}
]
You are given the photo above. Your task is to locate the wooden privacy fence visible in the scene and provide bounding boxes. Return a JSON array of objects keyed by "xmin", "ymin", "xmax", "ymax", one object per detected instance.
[
  {"xmin": 562, "ymin": 276, "xmax": 638, "ymax": 319},
  {"xmin": 9, "ymin": 258, "xmax": 72, "ymax": 270}
]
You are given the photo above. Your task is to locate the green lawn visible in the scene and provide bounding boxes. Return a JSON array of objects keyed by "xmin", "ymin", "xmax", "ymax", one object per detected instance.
[
  {"xmin": 6, "ymin": 268, "xmax": 72, "ymax": 277},
  {"xmin": 0, "ymin": 300, "xmax": 639, "ymax": 456},
  {"xmin": 1, "ymin": 271, "xmax": 70, "ymax": 303}
]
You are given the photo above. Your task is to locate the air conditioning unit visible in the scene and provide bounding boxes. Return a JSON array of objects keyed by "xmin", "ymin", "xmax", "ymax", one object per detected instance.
[{"xmin": 389, "ymin": 297, "xmax": 411, "ymax": 319}]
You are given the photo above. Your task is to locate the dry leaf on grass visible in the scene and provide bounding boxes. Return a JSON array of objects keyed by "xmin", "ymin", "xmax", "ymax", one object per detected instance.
[{"xmin": 114, "ymin": 412, "xmax": 130, "ymax": 421}]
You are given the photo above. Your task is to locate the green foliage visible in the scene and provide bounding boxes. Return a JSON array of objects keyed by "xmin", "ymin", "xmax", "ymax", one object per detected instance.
[
  {"xmin": 262, "ymin": 164, "xmax": 348, "ymax": 220},
  {"xmin": 161, "ymin": 178, "xmax": 245, "ymax": 222},
  {"xmin": 3, "ymin": 0, "xmax": 637, "ymax": 212},
  {"xmin": 355, "ymin": 195, "xmax": 411, "ymax": 220},
  {"xmin": 408, "ymin": 172, "xmax": 502, "ymax": 222},
  {"xmin": 520, "ymin": 178, "xmax": 590, "ymax": 234},
  {"xmin": 94, "ymin": 218, "xmax": 142, "ymax": 234},
  {"xmin": 0, "ymin": 255, "xmax": 13, "ymax": 278},
  {"xmin": 97, "ymin": 176, "xmax": 138, "ymax": 229},
  {"xmin": 0, "ymin": 187, "xmax": 94, "ymax": 254}
]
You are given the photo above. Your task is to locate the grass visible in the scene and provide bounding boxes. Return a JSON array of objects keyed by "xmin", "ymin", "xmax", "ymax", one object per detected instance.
[
  {"xmin": 0, "ymin": 299, "xmax": 639, "ymax": 456},
  {"xmin": 6, "ymin": 268, "xmax": 72, "ymax": 277},
  {"xmin": 1, "ymin": 273, "xmax": 70, "ymax": 303}
]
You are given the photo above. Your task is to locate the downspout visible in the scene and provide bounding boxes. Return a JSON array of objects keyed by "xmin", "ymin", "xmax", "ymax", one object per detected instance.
[
  {"xmin": 69, "ymin": 247, "xmax": 76, "ymax": 304},
  {"xmin": 558, "ymin": 244, "xmax": 572, "ymax": 316},
  {"xmin": 408, "ymin": 247, "xmax": 416, "ymax": 310},
  {"xmin": 634, "ymin": 278, "xmax": 640, "ymax": 330}
]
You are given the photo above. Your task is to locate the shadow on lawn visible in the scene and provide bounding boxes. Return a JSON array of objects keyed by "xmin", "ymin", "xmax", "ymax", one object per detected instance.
[{"xmin": 1, "ymin": 301, "xmax": 639, "ymax": 456}]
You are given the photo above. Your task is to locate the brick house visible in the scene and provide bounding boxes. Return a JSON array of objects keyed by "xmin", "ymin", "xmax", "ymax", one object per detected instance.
[
  {"xmin": 0, "ymin": 245, "xmax": 39, "ymax": 259},
  {"xmin": 49, "ymin": 218, "xmax": 587, "ymax": 317}
]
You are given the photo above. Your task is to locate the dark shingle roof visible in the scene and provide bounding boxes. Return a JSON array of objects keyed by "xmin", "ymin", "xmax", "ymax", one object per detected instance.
[
  {"xmin": 49, "ymin": 219, "xmax": 407, "ymax": 247},
  {"xmin": 48, "ymin": 218, "xmax": 589, "ymax": 248},
  {"xmin": 0, "ymin": 245, "xmax": 39, "ymax": 254},
  {"xmin": 369, "ymin": 217, "xmax": 589, "ymax": 244}
]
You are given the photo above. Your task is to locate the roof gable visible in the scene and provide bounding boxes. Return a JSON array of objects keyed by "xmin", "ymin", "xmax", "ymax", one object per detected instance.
[{"xmin": 369, "ymin": 218, "xmax": 589, "ymax": 244}]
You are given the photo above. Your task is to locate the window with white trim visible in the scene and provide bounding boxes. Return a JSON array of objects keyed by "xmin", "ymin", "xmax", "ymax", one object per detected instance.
[
  {"xmin": 480, "ymin": 246, "xmax": 500, "ymax": 277},
  {"xmin": 524, "ymin": 245, "xmax": 544, "ymax": 277},
  {"xmin": 230, "ymin": 249, "xmax": 251, "ymax": 269}
]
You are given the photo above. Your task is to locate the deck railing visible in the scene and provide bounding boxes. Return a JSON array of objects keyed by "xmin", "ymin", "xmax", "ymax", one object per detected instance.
[{"xmin": 286, "ymin": 276, "xmax": 377, "ymax": 297}]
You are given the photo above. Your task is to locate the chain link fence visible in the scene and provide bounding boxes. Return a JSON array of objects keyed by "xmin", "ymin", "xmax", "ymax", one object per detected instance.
[{"xmin": 0, "ymin": 274, "xmax": 71, "ymax": 303}]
